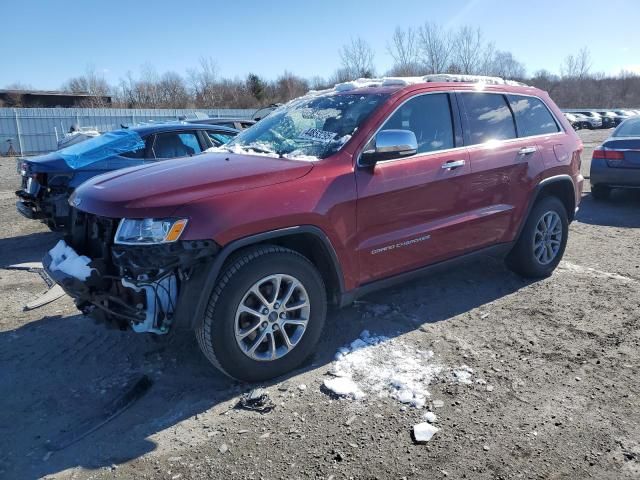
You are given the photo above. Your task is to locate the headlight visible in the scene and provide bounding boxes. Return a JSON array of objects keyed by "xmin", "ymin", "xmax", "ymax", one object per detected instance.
[{"xmin": 114, "ymin": 218, "xmax": 188, "ymax": 245}]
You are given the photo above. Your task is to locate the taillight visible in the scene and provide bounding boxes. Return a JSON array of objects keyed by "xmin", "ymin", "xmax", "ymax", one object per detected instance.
[{"xmin": 592, "ymin": 148, "xmax": 624, "ymax": 160}]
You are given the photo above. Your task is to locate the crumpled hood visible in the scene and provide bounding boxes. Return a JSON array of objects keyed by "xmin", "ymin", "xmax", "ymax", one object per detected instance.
[{"xmin": 71, "ymin": 152, "xmax": 314, "ymax": 218}]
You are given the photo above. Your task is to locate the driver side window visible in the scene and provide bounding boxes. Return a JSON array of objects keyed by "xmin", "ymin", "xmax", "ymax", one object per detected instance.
[{"xmin": 382, "ymin": 93, "xmax": 454, "ymax": 155}]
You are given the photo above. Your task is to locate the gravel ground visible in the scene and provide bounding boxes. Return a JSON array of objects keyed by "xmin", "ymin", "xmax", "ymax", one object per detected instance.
[{"xmin": 0, "ymin": 129, "xmax": 638, "ymax": 480}]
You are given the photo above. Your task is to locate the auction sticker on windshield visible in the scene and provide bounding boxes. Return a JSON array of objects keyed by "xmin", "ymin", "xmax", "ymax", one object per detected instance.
[{"xmin": 299, "ymin": 128, "xmax": 337, "ymax": 143}]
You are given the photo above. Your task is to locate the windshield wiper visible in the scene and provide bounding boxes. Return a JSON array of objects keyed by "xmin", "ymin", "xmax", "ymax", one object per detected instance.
[
  {"xmin": 246, "ymin": 144, "xmax": 289, "ymax": 158},
  {"xmin": 245, "ymin": 145, "xmax": 276, "ymax": 153}
]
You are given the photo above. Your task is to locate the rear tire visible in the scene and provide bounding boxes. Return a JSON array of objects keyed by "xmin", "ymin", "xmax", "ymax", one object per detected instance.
[
  {"xmin": 506, "ymin": 196, "xmax": 568, "ymax": 278},
  {"xmin": 591, "ymin": 184, "xmax": 611, "ymax": 201},
  {"xmin": 196, "ymin": 245, "xmax": 327, "ymax": 382}
]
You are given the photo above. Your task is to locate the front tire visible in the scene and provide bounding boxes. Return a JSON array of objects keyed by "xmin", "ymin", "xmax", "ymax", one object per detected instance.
[
  {"xmin": 507, "ymin": 196, "xmax": 568, "ymax": 278},
  {"xmin": 196, "ymin": 245, "xmax": 327, "ymax": 382}
]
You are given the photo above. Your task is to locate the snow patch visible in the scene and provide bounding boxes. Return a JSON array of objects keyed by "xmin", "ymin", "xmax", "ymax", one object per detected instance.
[
  {"xmin": 323, "ymin": 377, "xmax": 365, "ymax": 400},
  {"xmin": 413, "ymin": 422, "xmax": 440, "ymax": 442},
  {"xmin": 334, "ymin": 78, "xmax": 382, "ymax": 92},
  {"xmin": 327, "ymin": 331, "xmax": 442, "ymax": 408},
  {"xmin": 423, "ymin": 411, "xmax": 437, "ymax": 423},
  {"xmin": 48, "ymin": 240, "xmax": 92, "ymax": 281},
  {"xmin": 452, "ymin": 365, "xmax": 474, "ymax": 384},
  {"xmin": 306, "ymin": 74, "xmax": 528, "ymax": 98},
  {"xmin": 206, "ymin": 143, "xmax": 320, "ymax": 162},
  {"xmin": 558, "ymin": 261, "xmax": 636, "ymax": 283},
  {"xmin": 205, "ymin": 144, "xmax": 279, "ymax": 158}
]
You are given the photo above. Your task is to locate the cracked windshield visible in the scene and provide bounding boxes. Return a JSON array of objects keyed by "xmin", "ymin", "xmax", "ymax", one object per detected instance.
[{"xmin": 223, "ymin": 92, "xmax": 389, "ymax": 159}]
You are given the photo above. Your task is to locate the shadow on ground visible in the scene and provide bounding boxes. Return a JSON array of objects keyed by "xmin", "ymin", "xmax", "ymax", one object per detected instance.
[
  {"xmin": 577, "ymin": 189, "xmax": 640, "ymax": 228},
  {"xmin": 0, "ymin": 253, "xmax": 534, "ymax": 479},
  {"xmin": 0, "ymin": 231, "xmax": 61, "ymax": 268}
]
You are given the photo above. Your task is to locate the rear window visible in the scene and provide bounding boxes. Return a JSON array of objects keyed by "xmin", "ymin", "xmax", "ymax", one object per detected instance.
[
  {"xmin": 613, "ymin": 118, "xmax": 640, "ymax": 137},
  {"xmin": 508, "ymin": 95, "xmax": 560, "ymax": 137},
  {"xmin": 461, "ymin": 93, "xmax": 516, "ymax": 145}
]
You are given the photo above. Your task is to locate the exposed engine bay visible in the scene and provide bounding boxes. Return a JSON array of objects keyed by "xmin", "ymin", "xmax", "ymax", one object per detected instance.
[{"xmin": 44, "ymin": 210, "xmax": 218, "ymax": 334}]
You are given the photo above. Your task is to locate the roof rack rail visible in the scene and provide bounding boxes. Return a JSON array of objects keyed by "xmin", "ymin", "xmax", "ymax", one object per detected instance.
[
  {"xmin": 422, "ymin": 74, "xmax": 528, "ymax": 86},
  {"xmin": 305, "ymin": 74, "xmax": 530, "ymax": 97}
]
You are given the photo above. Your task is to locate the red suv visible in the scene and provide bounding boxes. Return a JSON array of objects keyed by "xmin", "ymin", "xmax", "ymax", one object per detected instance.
[{"xmin": 44, "ymin": 75, "xmax": 584, "ymax": 382}]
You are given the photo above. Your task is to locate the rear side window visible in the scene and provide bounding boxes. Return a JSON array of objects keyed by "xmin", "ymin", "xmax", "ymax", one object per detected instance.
[
  {"xmin": 508, "ymin": 95, "xmax": 560, "ymax": 137},
  {"xmin": 206, "ymin": 130, "xmax": 234, "ymax": 146},
  {"xmin": 461, "ymin": 93, "xmax": 516, "ymax": 145},
  {"xmin": 120, "ymin": 142, "xmax": 147, "ymax": 159},
  {"xmin": 382, "ymin": 93, "xmax": 454, "ymax": 154}
]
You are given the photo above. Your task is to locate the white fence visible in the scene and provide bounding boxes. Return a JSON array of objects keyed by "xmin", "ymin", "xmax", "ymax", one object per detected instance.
[{"xmin": 0, "ymin": 108, "xmax": 255, "ymax": 156}]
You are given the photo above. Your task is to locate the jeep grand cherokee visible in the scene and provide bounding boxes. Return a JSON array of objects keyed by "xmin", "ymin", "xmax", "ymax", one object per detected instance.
[{"xmin": 43, "ymin": 74, "xmax": 584, "ymax": 382}]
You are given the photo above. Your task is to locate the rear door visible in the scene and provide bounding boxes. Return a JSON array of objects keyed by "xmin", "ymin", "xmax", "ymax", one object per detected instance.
[
  {"xmin": 506, "ymin": 94, "xmax": 564, "ymax": 171},
  {"xmin": 458, "ymin": 91, "xmax": 543, "ymax": 246},
  {"xmin": 355, "ymin": 91, "xmax": 472, "ymax": 284}
]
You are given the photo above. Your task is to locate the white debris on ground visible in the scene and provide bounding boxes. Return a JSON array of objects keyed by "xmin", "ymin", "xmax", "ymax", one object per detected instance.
[
  {"xmin": 48, "ymin": 240, "xmax": 92, "ymax": 281},
  {"xmin": 324, "ymin": 330, "xmax": 442, "ymax": 408},
  {"xmin": 323, "ymin": 377, "xmax": 365, "ymax": 400},
  {"xmin": 452, "ymin": 365, "xmax": 474, "ymax": 384},
  {"xmin": 423, "ymin": 411, "xmax": 437, "ymax": 423},
  {"xmin": 412, "ymin": 422, "xmax": 440, "ymax": 443},
  {"xmin": 558, "ymin": 261, "xmax": 636, "ymax": 283}
]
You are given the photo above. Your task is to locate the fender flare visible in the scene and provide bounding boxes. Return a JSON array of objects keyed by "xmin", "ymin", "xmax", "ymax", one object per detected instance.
[
  {"xmin": 515, "ymin": 174, "xmax": 576, "ymax": 241},
  {"xmin": 188, "ymin": 225, "xmax": 345, "ymax": 329}
]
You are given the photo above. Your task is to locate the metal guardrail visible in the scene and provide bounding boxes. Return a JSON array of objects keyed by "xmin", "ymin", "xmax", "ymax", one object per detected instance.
[{"xmin": 0, "ymin": 107, "xmax": 256, "ymax": 156}]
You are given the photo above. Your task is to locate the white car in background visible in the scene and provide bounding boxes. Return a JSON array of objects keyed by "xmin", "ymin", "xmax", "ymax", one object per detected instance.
[
  {"xmin": 563, "ymin": 113, "xmax": 580, "ymax": 130},
  {"xmin": 572, "ymin": 113, "xmax": 602, "ymax": 130}
]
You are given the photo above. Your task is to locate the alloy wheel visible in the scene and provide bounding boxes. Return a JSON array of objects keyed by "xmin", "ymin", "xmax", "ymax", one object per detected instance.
[
  {"xmin": 533, "ymin": 211, "xmax": 562, "ymax": 265},
  {"xmin": 234, "ymin": 274, "xmax": 310, "ymax": 361}
]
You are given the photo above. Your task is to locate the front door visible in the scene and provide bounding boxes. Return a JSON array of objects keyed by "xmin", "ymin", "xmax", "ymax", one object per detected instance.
[{"xmin": 355, "ymin": 92, "xmax": 473, "ymax": 285}]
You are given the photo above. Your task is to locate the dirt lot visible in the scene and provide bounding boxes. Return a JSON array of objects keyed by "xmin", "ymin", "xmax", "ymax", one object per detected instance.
[{"xmin": 0, "ymin": 129, "xmax": 638, "ymax": 480}]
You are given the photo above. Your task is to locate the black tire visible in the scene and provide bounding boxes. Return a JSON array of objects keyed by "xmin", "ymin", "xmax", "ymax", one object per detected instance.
[
  {"xmin": 196, "ymin": 245, "xmax": 327, "ymax": 382},
  {"xmin": 506, "ymin": 196, "xmax": 568, "ymax": 278},
  {"xmin": 591, "ymin": 184, "xmax": 611, "ymax": 201}
]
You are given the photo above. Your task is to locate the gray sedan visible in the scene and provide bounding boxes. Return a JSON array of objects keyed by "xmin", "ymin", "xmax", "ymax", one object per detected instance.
[{"xmin": 590, "ymin": 117, "xmax": 640, "ymax": 199}]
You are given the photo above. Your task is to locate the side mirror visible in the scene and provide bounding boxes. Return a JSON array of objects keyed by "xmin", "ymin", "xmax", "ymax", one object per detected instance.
[{"xmin": 360, "ymin": 129, "xmax": 418, "ymax": 167}]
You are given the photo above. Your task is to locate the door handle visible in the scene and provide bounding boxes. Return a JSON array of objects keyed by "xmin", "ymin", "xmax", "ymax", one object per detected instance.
[
  {"xmin": 518, "ymin": 146, "xmax": 537, "ymax": 155},
  {"xmin": 441, "ymin": 159, "xmax": 466, "ymax": 170}
]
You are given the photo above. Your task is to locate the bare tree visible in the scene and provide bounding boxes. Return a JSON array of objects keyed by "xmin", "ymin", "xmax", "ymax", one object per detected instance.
[
  {"xmin": 272, "ymin": 71, "xmax": 309, "ymax": 103},
  {"xmin": 561, "ymin": 47, "xmax": 592, "ymax": 79},
  {"xmin": 387, "ymin": 27, "xmax": 421, "ymax": 76},
  {"xmin": 478, "ymin": 41, "xmax": 497, "ymax": 76},
  {"xmin": 487, "ymin": 50, "xmax": 526, "ymax": 79},
  {"xmin": 339, "ymin": 37, "xmax": 376, "ymax": 79},
  {"xmin": 188, "ymin": 57, "xmax": 221, "ymax": 108},
  {"xmin": 61, "ymin": 66, "xmax": 110, "ymax": 106},
  {"xmin": 451, "ymin": 26, "xmax": 484, "ymax": 74},
  {"xmin": 417, "ymin": 22, "xmax": 453, "ymax": 74},
  {"xmin": 158, "ymin": 71, "xmax": 190, "ymax": 108}
]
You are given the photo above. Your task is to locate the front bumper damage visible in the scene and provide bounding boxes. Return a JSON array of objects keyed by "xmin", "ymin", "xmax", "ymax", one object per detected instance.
[
  {"xmin": 15, "ymin": 168, "xmax": 73, "ymax": 230},
  {"xmin": 44, "ymin": 237, "xmax": 219, "ymax": 334}
]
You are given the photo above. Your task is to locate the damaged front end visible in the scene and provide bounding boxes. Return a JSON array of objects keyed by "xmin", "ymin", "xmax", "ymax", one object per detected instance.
[
  {"xmin": 43, "ymin": 210, "xmax": 218, "ymax": 334},
  {"xmin": 15, "ymin": 159, "xmax": 73, "ymax": 230}
]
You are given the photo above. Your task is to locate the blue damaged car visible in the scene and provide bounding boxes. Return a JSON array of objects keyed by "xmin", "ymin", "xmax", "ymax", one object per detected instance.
[{"xmin": 15, "ymin": 123, "xmax": 238, "ymax": 231}]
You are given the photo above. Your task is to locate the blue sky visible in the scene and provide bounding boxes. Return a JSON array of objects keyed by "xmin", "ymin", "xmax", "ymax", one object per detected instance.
[{"xmin": 2, "ymin": 0, "xmax": 639, "ymax": 89}]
